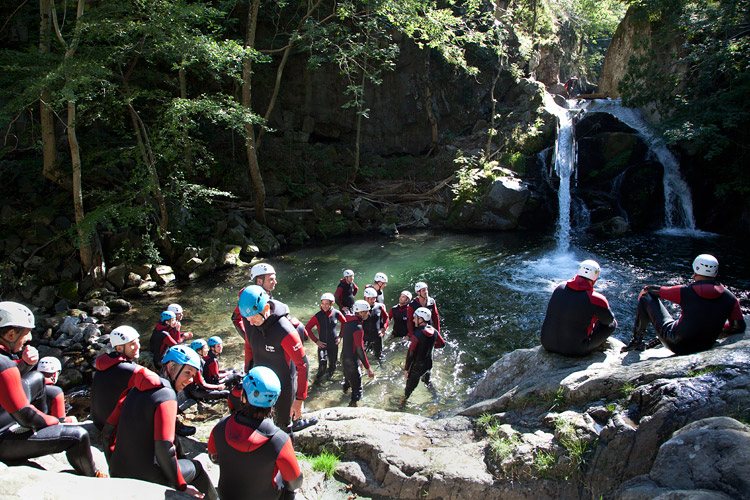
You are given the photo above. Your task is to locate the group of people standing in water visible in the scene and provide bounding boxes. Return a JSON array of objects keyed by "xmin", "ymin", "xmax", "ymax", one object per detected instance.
[{"xmin": 0, "ymin": 251, "xmax": 746, "ymax": 499}]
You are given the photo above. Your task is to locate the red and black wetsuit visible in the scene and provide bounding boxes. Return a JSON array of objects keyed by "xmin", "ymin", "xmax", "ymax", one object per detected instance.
[
  {"xmin": 185, "ymin": 359, "xmax": 229, "ymax": 402},
  {"xmin": 106, "ymin": 377, "xmax": 217, "ymax": 498},
  {"xmin": 149, "ymin": 323, "xmax": 180, "ymax": 369},
  {"xmin": 406, "ymin": 297, "xmax": 440, "ymax": 338},
  {"xmin": 242, "ymin": 300, "xmax": 309, "ymax": 431},
  {"xmin": 43, "ymin": 380, "xmax": 65, "ymax": 419},
  {"xmin": 634, "ymin": 280, "xmax": 746, "ymax": 355},
  {"xmin": 232, "ymin": 287, "xmax": 274, "ymax": 342},
  {"xmin": 405, "ymin": 324, "xmax": 445, "ymax": 399},
  {"xmin": 208, "ymin": 413, "xmax": 303, "ymax": 500},
  {"xmin": 389, "ymin": 304, "xmax": 410, "ymax": 338},
  {"xmin": 203, "ymin": 351, "xmax": 220, "ymax": 385},
  {"xmin": 340, "ymin": 315, "xmax": 370, "ymax": 404},
  {"xmin": 0, "ymin": 346, "xmax": 97, "ymax": 476},
  {"xmin": 91, "ymin": 352, "xmax": 162, "ymax": 429},
  {"xmin": 305, "ymin": 308, "xmax": 346, "ymax": 379},
  {"xmin": 290, "ymin": 317, "xmax": 308, "ymax": 343},
  {"xmin": 334, "ymin": 279, "xmax": 358, "ymax": 311},
  {"xmin": 540, "ymin": 275, "xmax": 617, "ymax": 357},
  {"xmin": 362, "ymin": 303, "xmax": 389, "ymax": 359},
  {"xmin": 365, "ymin": 284, "xmax": 385, "ymax": 304}
]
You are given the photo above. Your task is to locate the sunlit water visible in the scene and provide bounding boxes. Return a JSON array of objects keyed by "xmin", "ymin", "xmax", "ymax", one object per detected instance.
[{"xmin": 117, "ymin": 230, "xmax": 750, "ymax": 417}]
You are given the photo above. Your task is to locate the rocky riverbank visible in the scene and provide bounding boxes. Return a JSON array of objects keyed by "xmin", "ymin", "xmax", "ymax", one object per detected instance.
[{"xmin": 5, "ymin": 328, "xmax": 749, "ymax": 499}]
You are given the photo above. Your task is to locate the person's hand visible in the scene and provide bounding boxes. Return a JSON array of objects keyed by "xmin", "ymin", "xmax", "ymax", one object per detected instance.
[
  {"xmin": 22, "ymin": 345, "xmax": 38, "ymax": 366},
  {"xmin": 404, "ymin": 370, "xmax": 408, "ymax": 379},
  {"xmin": 367, "ymin": 368, "xmax": 375, "ymax": 379},
  {"xmin": 644, "ymin": 285, "xmax": 661, "ymax": 296},
  {"xmin": 290, "ymin": 399, "xmax": 303, "ymax": 420},
  {"xmin": 184, "ymin": 485, "xmax": 204, "ymax": 498},
  {"xmin": 182, "ymin": 332, "xmax": 194, "ymax": 340},
  {"xmin": 335, "ymin": 337, "xmax": 342, "ymax": 345},
  {"xmin": 379, "ymin": 329, "xmax": 385, "ymax": 338},
  {"xmin": 62, "ymin": 416, "xmax": 77, "ymax": 424},
  {"xmin": 218, "ymin": 384, "xmax": 226, "ymax": 390},
  {"xmin": 316, "ymin": 340, "xmax": 327, "ymax": 349}
]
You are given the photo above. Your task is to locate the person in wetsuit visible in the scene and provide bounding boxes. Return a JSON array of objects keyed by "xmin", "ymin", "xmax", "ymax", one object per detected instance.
[
  {"xmin": 334, "ymin": 269, "xmax": 358, "ymax": 314},
  {"xmin": 541, "ymin": 260, "xmax": 618, "ymax": 357},
  {"xmin": 232, "ymin": 263, "xmax": 277, "ymax": 341},
  {"xmin": 150, "ymin": 310, "xmax": 181, "ymax": 371},
  {"xmin": 406, "ymin": 282, "xmax": 440, "ymax": 339},
  {"xmin": 305, "ymin": 293, "xmax": 347, "ymax": 381},
  {"xmin": 388, "ymin": 291, "xmax": 412, "ymax": 339},
  {"xmin": 37, "ymin": 356, "xmax": 66, "ymax": 419},
  {"xmin": 623, "ymin": 254, "xmax": 746, "ymax": 354},
  {"xmin": 209, "ymin": 366, "xmax": 303, "ymax": 500},
  {"xmin": 403, "ymin": 307, "xmax": 446, "ymax": 404},
  {"xmin": 0, "ymin": 301, "xmax": 105, "ymax": 477},
  {"xmin": 203, "ymin": 336, "xmax": 241, "ymax": 387},
  {"xmin": 341, "ymin": 300, "xmax": 375, "ymax": 407},
  {"xmin": 362, "ymin": 287, "xmax": 389, "ymax": 360},
  {"xmin": 183, "ymin": 339, "xmax": 229, "ymax": 403},
  {"xmin": 91, "ymin": 325, "xmax": 162, "ymax": 429},
  {"xmin": 238, "ymin": 285, "xmax": 316, "ymax": 433},
  {"xmin": 166, "ymin": 303, "xmax": 193, "ymax": 344},
  {"xmin": 367, "ymin": 272, "xmax": 388, "ymax": 305},
  {"xmin": 103, "ymin": 345, "xmax": 218, "ymax": 499}
]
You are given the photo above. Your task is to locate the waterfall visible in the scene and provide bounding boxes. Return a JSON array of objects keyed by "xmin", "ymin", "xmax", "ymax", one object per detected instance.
[{"xmin": 585, "ymin": 99, "xmax": 697, "ymax": 232}]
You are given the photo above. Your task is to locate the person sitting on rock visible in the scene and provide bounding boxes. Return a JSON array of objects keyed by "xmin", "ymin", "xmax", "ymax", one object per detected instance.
[
  {"xmin": 334, "ymin": 269, "xmax": 358, "ymax": 314},
  {"xmin": 167, "ymin": 303, "xmax": 193, "ymax": 344},
  {"xmin": 91, "ymin": 325, "xmax": 162, "ymax": 429},
  {"xmin": 203, "ymin": 336, "xmax": 241, "ymax": 387},
  {"xmin": 541, "ymin": 260, "xmax": 618, "ymax": 357},
  {"xmin": 149, "ymin": 310, "xmax": 183, "ymax": 371},
  {"xmin": 182, "ymin": 339, "xmax": 229, "ymax": 404},
  {"xmin": 208, "ymin": 366, "xmax": 303, "ymax": 500},
  {"xmin": 37, "ymin": 356, "xmax": 66, "ymax": 419},
  {"xmin": 0, "ymin": 301, "xmax": 106, "ymax": 477},
  {"xmin": 623, "ymin": 254, "xmax": 746, "ymax": 354},
  {"xmin": 402, "ymin": 307, "xmax": 445, "ymax": 406},
  {"xmin": 305, "ymin": 292, "xmax": 347, "ymax": 381},
  {"xmin": 406, "ymin": 282, "xmax": 440, "ymax": 339},
  {"xmin": 102, "ymin": 345, "xmax": 218, "ymax": 499},
  {"xmin": 362, "ymin": 287, "xmax": 389, "ymax": 360},
  {"xmin": 389, "ymin": 290, "xmax": 412, "ymax": 340},
  {"xmin": 231, "ymin": 263, "xmax": 277, "ymax": 341},
  {"xmin": 341, "ymin": 300, "xmax": 375, "ymax": 407}
]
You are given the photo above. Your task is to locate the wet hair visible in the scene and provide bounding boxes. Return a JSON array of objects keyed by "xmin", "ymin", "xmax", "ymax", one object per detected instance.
[{"xmin": 238, "ymin": 401, "xmax": 274, "ymax": 420}]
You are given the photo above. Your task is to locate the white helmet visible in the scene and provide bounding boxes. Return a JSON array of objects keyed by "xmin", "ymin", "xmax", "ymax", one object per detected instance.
[
  {"xmin": 0, "ymin": 301, "xmax": 35, "ymax": 329},
  {"xmin": 373, "ymin": 272, "xmax": 388, "ymax": 283},
  {"xmin": 167, "ymin": 303, "xmax": 183, "ymax": 315},
  {"xmin": 250, "ymin": 263, "xmax": 276, "ymax": 281},
  {"xmin": 414, "ymin": 307, "xmax": 432, "ymax": 322},
  {"xmin": 693, "ymin": 254, "xmax": 719, "ymax": 277},
  {"xmin": 414, "ymin": 282, "xmax": 428, "ymax": 293},
  {"xmin": 363, "ymin": 287, "xmax": 378, "ymax": 298},
  {"xmin": 110, "ymin": 325, "xmax": 140, "ymax": 347},
  {"xmin": 400, "ymin": 290, "xmax": 412, "ymax": 300},
  {"xmin": 320, "ymin": 292, "xmax": 335, "ymax": 302},
  {"xmin": 38, "ymin": 356, "xmax": 62, "ymax": 374},
  {"xmin": 343, "ymin": 269, "xmax": 354, "ymax": 277},
  {"xmin": 352, "ymin": 300, "xmax": 371, "ymax": 313},
  {"xmin": 577, "ymin": 260, "xmax": 601, "ymax": 281}
]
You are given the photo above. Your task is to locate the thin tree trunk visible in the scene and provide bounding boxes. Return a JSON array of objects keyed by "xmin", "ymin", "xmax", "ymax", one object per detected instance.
[
  {"xmin": 424, "ymin": 50, "xmax": 438, "ymax": 154},
  {"xmin": 242, "ymin": 0, "xmax": 265, "ymax": 223},
  {"xmin": 39, "ymin": 0, "xmax": 67, "ymax": 189},
  {"xmin": 178, "ymin": 67, "xmax": 193, "ymax": 172},
  {"xmin": 486, "ymin": 67, "xmax": 502, "ymax": 162}
]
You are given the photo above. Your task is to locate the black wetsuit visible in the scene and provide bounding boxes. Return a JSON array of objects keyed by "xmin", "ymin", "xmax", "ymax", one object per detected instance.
[
  {"xmin": 405, "ymin": 325, "xmax": 445, "ymax": 399},
  {"xmin": 0, "ymin": 346, "xmax": 96, "ymax": 476},
  {"xmin": 305, "ymin": 308, "xmax": 346, "ymax": 378},
  {"xmin": 43, "ymin": 383, "xmax": 65, "ymax": 419},
  {"xmin": 149, "ymin": 323, "xmax": 179, "ymax": 370},
  {"xmin": 406, "ymin": 297, "xmax": 440, "ymax": 338},
  {"xmin": 91, "ymin": 352, "xmax": 161, "ymax": 429},
  {"xmin": 106, "ymin": 377, "xmax": 217, "ymax": 499},
  {"xmin": 334, "ymin": 279, "xmax": 358, "ymax": 311},
  {"xmin": 541, "ymin": 276, "xmax": 617, "ymax": 357},
  {"xmin": 208, "ymin": 413, "xmax": 303, "ymax": 500},
  {"xmin": 340, "ymin": 315, "xmax": 370, "ymax": 404},
  {"xmin": 242, "ymin": 300, "xmax": 309, "ymax": 431},
  {"xmin": 389, "ymin": 304, "xmax": 410, "ymax": 338},
  {"xmin": 184, "ymin": 360, "xmax": 230, "ymax": 402},
  {"xmin": 363, "ymin": 302, "xmax": 389, "ymax": 359},
  {"xmin": 634, "ymin": 280, "xmax": 746, "ymax": 355}
]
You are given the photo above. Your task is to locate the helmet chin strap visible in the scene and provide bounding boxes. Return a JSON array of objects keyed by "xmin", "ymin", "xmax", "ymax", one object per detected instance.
[{"xmin": 167, "ymin": 363, "xmax": 187, "ymax": 388}]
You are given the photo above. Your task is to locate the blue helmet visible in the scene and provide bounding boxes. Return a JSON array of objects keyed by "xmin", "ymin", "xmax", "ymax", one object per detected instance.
[
  {"xmin": 190, "ymin": 339, "xmax": 207, "ymax": 351},
  {"xmin": 208, "ymin": 336, "xmax": 223, "ymax": 347},
  {"xmin": 161, "ymin": 344, "xmax": 201, "ymax": 370},
  {"xmin": 242, "ymin": 366, "xmax": 281, "ymax": 408},
  {"xmin": 238, "ymin": 285, "xmax": 270, "ymax": 318},
  {"xmin": 161, "ymin": 310, "xmax": 176, "ymax": 322}
]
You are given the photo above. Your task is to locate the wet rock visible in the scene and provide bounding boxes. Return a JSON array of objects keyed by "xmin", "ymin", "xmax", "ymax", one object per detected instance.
[
  {"xmin": 106, "ymin": 298, "xmax": 131, "ymax": 313},
  {"xmin": 58, "ymin": 316, "xmax": 83, "ymax": 336},
  {"xmin": 33, "ymin": 285, "xmax": 57, "ymax": 309},
  {"xmin": 180, "ymin": 257, "xmax": 202, "ymax": 273},
  {"xmin": 219, "ymin": 245, "xmax": 242, "ymax": 268},
  {"xmin": 37, "ymin": 345, "xmax": 63, "ymax": 359},
  {"xmin": 248, "ymin": 220, "xmax": 281, "ymax": 254},
  {"xmin": 240, "ymin": 244, "xmax": 260, "ymax": 262},
  {"xmin": 57, "ymin": 367, "xmax": 83, "ymax": 389}
]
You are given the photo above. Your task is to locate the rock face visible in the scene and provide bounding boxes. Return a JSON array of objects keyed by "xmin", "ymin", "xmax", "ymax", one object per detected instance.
[{"xmin": 599, "ymin": 6, "xmax": 652, "ymax": 98}]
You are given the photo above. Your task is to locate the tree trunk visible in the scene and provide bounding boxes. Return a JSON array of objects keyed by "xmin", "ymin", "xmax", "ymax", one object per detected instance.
[
  {"xmin": 347, "ymin": 68, "xmax": 367, "ymax": 185},
  {"xmin": 39, "ymin": 0, "xmax": 67, "ymax": 189},
  {"xmin": 68, "ymin": 100, "xmax": 94, "ymax": 274},
  {"xmin": 178, "ymin": 67, "xmax": 193, "ymax": 172},
  {"xmin": 424, "ymin": 50, "xmax": 439, "ymax": 154},
  {"xmin": 242, "ymin": 0, "xmax": 265, "ymax": 223}
]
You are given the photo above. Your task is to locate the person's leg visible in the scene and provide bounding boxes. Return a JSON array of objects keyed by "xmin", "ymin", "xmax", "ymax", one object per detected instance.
[
  {"xmin": 178, "ymin": 458, "xmax": 218, "ymax": 500},
  {"xmin": 584, "ymin": 322, "xmax": 617, "ymax": 352},
  {"xmin": 45, "ymin": 385, "xmax": 66, "ymax": 418},
  {"xmin": 350, "ymin": 369, "xmax": 362, "ymax": 406},
  {"xmin": 0, "ymin": 425, "xmax": 98, "ymax": 476},
  {"xmin": 625, "ymin": 293, "xmax": 674, "ymax": 351},
  {"xmin": 327, "ymin": 345, "xmax": 339, "ymax": 377},
  {"xmin": 275, "ymin": 380, "xmax": 293, "ymax": 431},
  {"xmin": 21, "ymin": 371, "xmax": 47, "ymax": 410},
  {"xmin": 316, "ymin": 348, "xmax": 327, "ymax": 380},
  {"xmin": 404, "ymin": 370, "xmax": 422, "ymax": 400}
]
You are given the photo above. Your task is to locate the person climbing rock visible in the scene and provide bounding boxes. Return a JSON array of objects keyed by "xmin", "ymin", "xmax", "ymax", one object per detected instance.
[
  {"xmin": 208, "ymin": 366, "xmax": 303, "ymax": 500},
  {"xmin": 103, "ymin": 345, "xmax": 218, "ymax": 499},
  {"xmin": 304, "ymin": 293, "xmax": 346, "ymax": 381},
  {"xmin": 623, "ymin": 254, "xmax": 746, "ymax": 354},
  {"xmin": 334, "ymin": 269, "xmax": 358, "ymax": 314},
  {"xmin": 341, "ymin": 300, "xmax": 375, "ymax": 407},
  {"xmin": 541, "ymin": 260, "xmax": 618, "ymax": 356},
  {"xmin": 402, "ymin": 307, "xmax": 445, "ymax": 405}
]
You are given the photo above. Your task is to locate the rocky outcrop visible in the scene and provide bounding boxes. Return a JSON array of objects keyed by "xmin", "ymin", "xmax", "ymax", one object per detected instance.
[{"xmin": 599, "ymin": 6, "xmax": 652, "ymax": 98}]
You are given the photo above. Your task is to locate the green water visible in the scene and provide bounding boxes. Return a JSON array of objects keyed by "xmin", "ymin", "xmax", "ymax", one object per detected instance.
[{"xmin": 117, "ymin": 230, "xmax": 749, "ymax": 417}]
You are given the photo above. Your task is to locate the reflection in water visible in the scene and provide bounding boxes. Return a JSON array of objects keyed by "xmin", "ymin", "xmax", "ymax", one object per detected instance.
[{"xmin": 117, "ymin": 230, "xmax": 749, "ymax": 417}]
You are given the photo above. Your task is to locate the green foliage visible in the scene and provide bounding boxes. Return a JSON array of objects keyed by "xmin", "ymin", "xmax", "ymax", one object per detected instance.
[
  {"xmin": 620, "ymin": 382, "xmax": 637, "ymax": 398},
  {"xmin": 451, "ymin": 152, "xmax": 503, "ymax": 204},
  {"xmin": 554, "ymin": 417, "xmax": 592, "ymax": 479},
  {"xmin": 300, "ymin": 450, "xmax": 340, "ymax": 479},
  {"xmin": 686, "ymin": 365, "xmax": 725, "ymax": 378},
  {"xmin": 532, "ymin": 450, "xmax": 558, "ymax": 477}
]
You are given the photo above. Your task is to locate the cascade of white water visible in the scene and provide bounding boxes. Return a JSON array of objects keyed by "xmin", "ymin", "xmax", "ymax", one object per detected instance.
[{"xmin": 585, "ymin": 99, "xmax": 697, "ymax": 231}]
